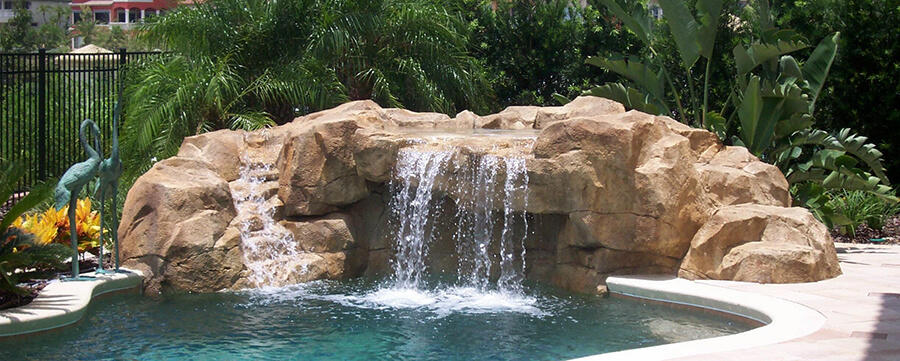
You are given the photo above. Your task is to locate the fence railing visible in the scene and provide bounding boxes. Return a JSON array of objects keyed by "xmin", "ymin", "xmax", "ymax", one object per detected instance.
[{"xmin": 1, "ymin": 48, "xmax": 163, "ymax": 207}]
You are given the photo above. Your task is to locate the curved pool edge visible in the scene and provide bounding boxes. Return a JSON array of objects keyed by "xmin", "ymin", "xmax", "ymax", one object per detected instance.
[
  {"xmin": 570, "ymin": 275, "xmax": 826, "ymax": 361},
  {"xmin": 0, "ymin": 269, "xmax": 144, "ymax": 337}
]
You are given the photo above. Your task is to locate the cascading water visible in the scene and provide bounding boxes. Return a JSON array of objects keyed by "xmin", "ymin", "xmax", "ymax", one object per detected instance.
[
  {"xmin": 231, "ymin": 132, "xmax": 306, "ymax": 288},
  {"xmin": 389, "ymin": 149, "xmax": 455, "ymax": 289},
  {"xmin": 498, "ymin": 157, "xmax": 528, "ymax": 293},
  {"xmin": 387, "ymin": 143, "xmax": 531, "ymax": 295}
]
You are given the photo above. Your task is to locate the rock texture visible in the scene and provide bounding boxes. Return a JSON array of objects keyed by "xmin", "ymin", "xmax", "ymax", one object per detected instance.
[
  {"xmin": 679, "ymin": 205, "xmax": 841, "ymax": 283},
  {"xmin": 119, "ymin": 96, "xmax": 841, "ymax": 293}
]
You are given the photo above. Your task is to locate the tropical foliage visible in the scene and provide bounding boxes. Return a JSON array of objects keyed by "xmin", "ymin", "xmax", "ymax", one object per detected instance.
[
  {"xmin": 827, "ymin": 190, "xmax": 900, "ymax": 237},
  {"xmin": 14, "ymin": 198, "xmax": 103, "ymax": 253},
  {"xmin": 122, "ymin": 0, "xmax": 489, "ymax": 181},
  {"xmin": 453, "ymin": 0, "xmax": 641, "ymax": 110},
  {"xmin": 585, "ymin": 0, "xmax": 895, "ymax": 226},
  {"xmin": 1, "ymin": 160, "xmax": 70, "ymax": 296},
  {"xmin": 774, "ymin": 0, "xmax": 900, "ymax": 185}
]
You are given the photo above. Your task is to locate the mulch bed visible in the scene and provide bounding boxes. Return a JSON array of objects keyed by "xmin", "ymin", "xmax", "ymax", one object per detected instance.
[
  {"xmin": 830, "ymin": 215, "xmax": 900, "ymax": 245},
  {"xmin": 0, "ymin": 282, "xmax": 48, "ymax": 311}
]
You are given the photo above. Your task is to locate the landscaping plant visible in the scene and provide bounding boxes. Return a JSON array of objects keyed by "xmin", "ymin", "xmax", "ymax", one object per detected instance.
[
  {"xmin": 14, "ymin": 198, "xmax": 102, "ymax": 253},
  {"xmin": 0, "ymin": 160, "xmax": 70, "ymax": 298},
  {"xmin": 827, "ymin": 190, "xmax": 900, "ymax": 237},
  {"xmin": 122, "ymin": 0, "xmax": 490, "ymax": 182},
  {"xmin": 584, "ymin": 0, "xmax": 896, "ymax": 227},
  {"xmin": 775, "ymin": 0, "xmax": 900, "ymax": 184}
]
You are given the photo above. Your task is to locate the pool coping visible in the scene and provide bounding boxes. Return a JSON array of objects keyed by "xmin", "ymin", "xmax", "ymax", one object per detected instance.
[
  {"xmin": 569, "ymin": 275, "xmax": 826, "ymax": 361},
  {"xmin": 0, "ymin": 269, "xmax": 144, "ymax": 337}
]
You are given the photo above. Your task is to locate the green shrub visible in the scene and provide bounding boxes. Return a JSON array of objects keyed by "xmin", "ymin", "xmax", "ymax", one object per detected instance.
[
  {"xmin": 1, "ymin": 159, "xmax": 71, "ymax": 296},
  {"xmin": 827, "ymin": 190, "xmax": 900, "ymax": 236},
  {"xmin": 585, "ymin": 0, "xmax": 895, "ymax": 227}
]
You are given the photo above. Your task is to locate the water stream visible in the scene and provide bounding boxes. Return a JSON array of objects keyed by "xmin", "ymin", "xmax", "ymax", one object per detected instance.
[
  {"xmin": 387, "ymin": 144, "xmax": 531, "ymax": 296},
  {"xmin": 232, "ymin": 132, "xmax": 305, "ymax": 288}
]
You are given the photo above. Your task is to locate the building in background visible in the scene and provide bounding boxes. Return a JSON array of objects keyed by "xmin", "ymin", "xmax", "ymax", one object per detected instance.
[
  {"xmin": 2, "ymin": 0, "xmax": 71, "ymax": 27},
  {"xmin": 69, "ymin": 0, "xmax": 178, "ymax": 30}
]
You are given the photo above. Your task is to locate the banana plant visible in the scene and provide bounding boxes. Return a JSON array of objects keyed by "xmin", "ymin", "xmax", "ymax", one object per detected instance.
[
  {"xmin": 721, "ymin": 3, "xmax": 896, "ymax": 225},
  {"xmin": 585, "ymin": 0, "xmax": 724, "ymax": 128}
]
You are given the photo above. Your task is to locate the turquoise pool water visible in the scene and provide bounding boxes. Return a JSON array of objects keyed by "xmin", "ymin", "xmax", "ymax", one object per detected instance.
[{"xmin": 0, "ymin": 279, "xmax": 754, "ymax": 360}]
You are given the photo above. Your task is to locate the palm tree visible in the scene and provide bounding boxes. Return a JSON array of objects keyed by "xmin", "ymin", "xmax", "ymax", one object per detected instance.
[
  {"xmin": 122, "ymin": 0, "xmax": 490, "ymax": 181},
  {"xmin": 122, "ymin": 0, "xmax": 348, "ymax": 180},
  {"xmin": 307, "ymin": 0, "xmax": 490, "ymax": 114}
]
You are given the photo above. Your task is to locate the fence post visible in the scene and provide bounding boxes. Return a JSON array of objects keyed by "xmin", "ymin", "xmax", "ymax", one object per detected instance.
[
  {"xmin": 119, "ymin": 48, "xmax": 126, "ymax": 122},
  {"xmin": 37, "ymin": 47, "xmax": 47, "ymax": 181}
]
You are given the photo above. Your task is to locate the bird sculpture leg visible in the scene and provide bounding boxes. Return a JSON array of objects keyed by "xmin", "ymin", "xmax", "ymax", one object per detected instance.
[
  {"xmin": 96, "ymin": 191, "xmax": 107, "ymax": 274},
  {"xmin": 68, "ymin": 194, "xmax": 81, "ymax": 280},
  {"xmin": 112, "ymin": 183, "xmax": 122, "ymax": 271}
]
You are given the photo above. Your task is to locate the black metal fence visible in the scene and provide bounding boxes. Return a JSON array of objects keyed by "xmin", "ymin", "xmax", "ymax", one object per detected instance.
[{"xmin": 1, "ymin": 48, "xmax": 162, "ymax": 206}]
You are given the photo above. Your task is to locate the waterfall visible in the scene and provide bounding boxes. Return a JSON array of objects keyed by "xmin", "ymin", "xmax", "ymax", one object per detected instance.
[
  {"xmin": 231, "ymin": 132, "xmax": 305, "ymax": 288},
  {"xmin": 389, "ymin": 149, "xmax": 455, "ymax": 289},
  {"xmin": 499, "ymin": 157, "xmax": 528, "ymax": 293},
  {"xmin": 389, "ymin": 145, "xmax": 530, "ymax": 293}
]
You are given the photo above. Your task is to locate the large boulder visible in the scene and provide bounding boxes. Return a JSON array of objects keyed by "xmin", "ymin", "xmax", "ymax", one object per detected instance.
[
  {"xmin": 118, "ymin": 157, "xmax": 242, "ymax": 293},
  {"xmin": 277, "ymin": 119, "xmax": 370, "ymax": 216},
  {"xmin": 697, "ymin": 146, "xmax": 791, "ymax": 207},
  {"xmin": 533, "ymin": 96, "xmax": 625, "ymax": 129},
  {"xmin": 176, "ymin": 130, "xmax": 245, "ymax": 181},
  {"xmin": 679, "ymin": 204, "xmax": 842, "ymax": 283},
  {"xmin": 476, "ymin": 106, "xmax": 541, "ymax": 129}
]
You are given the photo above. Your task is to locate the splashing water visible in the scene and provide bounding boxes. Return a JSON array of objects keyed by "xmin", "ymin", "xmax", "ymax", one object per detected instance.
[{"xmin": 232, "ymin": 132, "xmax": 306, "ymax": 288}]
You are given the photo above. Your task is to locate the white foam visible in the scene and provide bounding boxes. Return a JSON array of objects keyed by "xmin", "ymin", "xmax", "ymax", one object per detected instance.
[{"xmin": 321, "ymin": 286, "xmax": 544, "ymax": 318}]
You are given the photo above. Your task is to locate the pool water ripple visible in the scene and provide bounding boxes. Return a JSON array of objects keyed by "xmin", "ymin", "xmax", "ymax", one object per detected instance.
[{"xmin": 0, "ymin": 279, "xmax": 755, "ymax": 361}]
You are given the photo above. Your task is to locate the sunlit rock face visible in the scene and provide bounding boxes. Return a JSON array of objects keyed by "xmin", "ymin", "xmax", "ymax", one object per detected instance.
[{"xmin": 119, "ymin": 96, "xmax": 840, "ymax": 294}]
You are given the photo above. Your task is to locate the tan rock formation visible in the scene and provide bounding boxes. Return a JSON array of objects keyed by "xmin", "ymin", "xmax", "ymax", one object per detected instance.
[
  {"xmin": 118, "ymin": 157, "xmax": 241, "ymax": 293},
  {"xmin": 119, "ymin": 96, "xmax": 841, "ymax": 294},
  {"xmin": 679, "ymin": 204, "xmax": 842, "ymax": 283}
]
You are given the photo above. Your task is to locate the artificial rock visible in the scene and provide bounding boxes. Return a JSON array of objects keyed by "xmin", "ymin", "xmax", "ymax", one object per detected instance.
[{"xmin": 119, "ymin": 96, "xmax": 841, "ymax": 293}]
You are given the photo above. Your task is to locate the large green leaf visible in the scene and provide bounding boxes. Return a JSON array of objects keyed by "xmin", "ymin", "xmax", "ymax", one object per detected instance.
[
  {"xmin": 695, "ymin": 0, "xmax": 724, "ymax": 59},
  {"xmin": 802, "ymin": 32, "xmax": 840, "ymax": 112},
  {"xmin": 774, "ymin": 113, "xmax": 813, "ymax": 140},
  {"xmin": 584, "ymin": 83, "xmax": 662, "ymax": 115},
  {"xmin": 596, "ymin": 0, "xmax": 652, "ymax": 47},
  {"xmin": 738, "ymin": 76, "xmax": 764, "ymax": 154},
  {"xmin": 829, "ymin": 129, "xmax": 890, "ymax": 184},
  {"xmin": 706, "ymin": 111, "xmax": 727, "ymax": 140},
  {"xmin": 658, "ymin": 0, "xmax": 701, "ymax": 69},
  {"xmin": 552, "ymin": 93, "xmax": 571, "ymax": 106},
  {"xmin": 791, "ymin": 182, "xmax": 847, "ymax": 228},
  {"xmin": 734, "ymin": 38, "xmax": 809, "ymax": 76},
  {"xmin": 585, "ymin": 55, "xmax": 667, "ymax": 111},
  {"xmin": 775, "ymin": 128, "xmax": 890, "ymax": 185},
  {"xmin": 779, "ymin": 55, "xmax": 803, "ymax": 81}
]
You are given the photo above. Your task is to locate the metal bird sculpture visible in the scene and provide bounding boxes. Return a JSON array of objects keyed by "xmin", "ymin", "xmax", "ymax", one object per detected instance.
[
  {"xmin": 55, "ymin": 119, "xmax": 102, "ymax": 280},
  {"xmin": 95, "ymin": 97, "xmax": 124, "ymax": 272}
]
